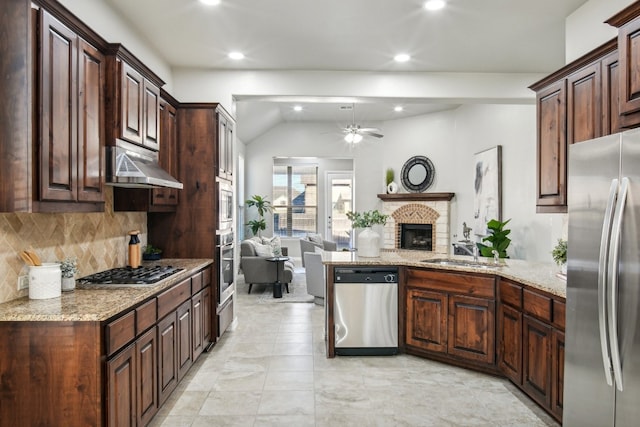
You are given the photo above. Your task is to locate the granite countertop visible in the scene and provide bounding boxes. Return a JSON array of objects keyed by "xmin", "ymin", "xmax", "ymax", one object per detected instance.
[
  {"xmin": 322, "ymin": 250, "xmax": 566, "ymax": 298},
  {"xmin": 0, "ymin": 259, "xmax": 213, "ymax": 322}
]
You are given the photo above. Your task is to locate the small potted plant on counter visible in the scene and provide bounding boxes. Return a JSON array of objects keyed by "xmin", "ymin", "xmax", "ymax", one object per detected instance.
[
  {"xmin": 346, "ymin": 209, "xmax": 389, "ymax": 257},
  {"xmin": 59, "ymin": 257, "xmax": 78, "ymax": 292},
  {"xmin": 143, "ymin": 244, "xmax": 163, "ymax": 261},
  {"xmin": 552, "ymin": 238, "xmax": 567, "ymax": 276},
  {"xmin": 476, "ymin": 218, "xmax": 511, "ymax": 259}
]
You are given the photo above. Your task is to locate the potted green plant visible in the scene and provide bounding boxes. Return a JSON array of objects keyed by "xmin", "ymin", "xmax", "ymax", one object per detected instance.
[
  {"xmin": 476, "ymin": 218, "xmax": 511, "ymax": 258},
  {"xmin": 143, "ymin": 244, "xmax": 163, "ymax": 261},
  {"xmin": 552, "ymin": 238, "xmax": 567, "ymax": 274},
  {"xmin": 59, "ymin": 257, "xmax": 78, "ymax": 292},
  {"xmin": 346, "ymin": 210, "xmax": 389, "ymax": 257},
  {"xmin": 385, "ymin": 168, "xmax": 398, "ymax": 193},
  {"xmin": 245, "ymin": 195, "xmax": 272, "ymax": 236}
]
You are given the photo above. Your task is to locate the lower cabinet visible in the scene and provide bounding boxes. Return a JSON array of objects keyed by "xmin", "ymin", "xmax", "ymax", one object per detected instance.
[
  {"xmin": 405, "ymin": 269, "xmax": 496, "ymax": 368},
  {"xmin": 497, "ymin": 303, "xmax": 522, "ymax": 384},
  {"xmin": 106, "ymin": 266, "xmax": 213, "ymax": 426},
  {"xmin": 523, "ymin": 315, "xmax": 553, "ymax": 408}
]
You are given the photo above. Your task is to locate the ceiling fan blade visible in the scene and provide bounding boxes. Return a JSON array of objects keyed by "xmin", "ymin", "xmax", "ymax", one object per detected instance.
[
  {"xmin": 360, "ymin": 130, "xmax": 384, "ymax": 138},
  {"xmin": 358, "ymin": 127, "xmax": 381, "ymax": 133}
]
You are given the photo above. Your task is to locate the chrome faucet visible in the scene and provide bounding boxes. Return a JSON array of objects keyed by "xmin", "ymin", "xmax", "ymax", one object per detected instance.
[{"xmin": 491, "ymin": 250, "xmax": 500, "ymax": 265}]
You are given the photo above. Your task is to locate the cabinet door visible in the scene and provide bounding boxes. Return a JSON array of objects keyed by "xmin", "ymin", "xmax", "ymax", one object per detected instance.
[
  {"xmin": 536, "ymin": 80, "xmax": 567, "ymax": 213},
  {"xmin": 120, "ymin": 62, "xmax": 144, "ymax": 145},
  {"xmin": 405, "ymin": 288, "xmax": 447, "ymax": 353},
  {"xmin": 77, "ymin": 39, "xmax": 105, "ymax": 203},
  {"xmin": 225, "ymin": 118, "xmax": 234, "ymax": 179},
  {"xmin": 177, "ymin": 299, "xmax": 193, "ymax": 381},
  {"xmin": 567, "ymin": 63, "xmax": 602, "ymax": 144},
  {"xmin": 143, "ymin": 80, "xmax": 160, "ymax": 151},
  {"xmin": 39, "ymin": 10, "xmax": 78, "ymax": 202},
  {"xmin": 157, "ymin": 312, "xmax": 178, "ymax": 406},
  {"xmin": 447, "ymin": 295, "xmax": 495, "ymax": 364},
  {"xmin": 618, "ymin": 18, "xmax": 640, "ymax": 115},
  {"xmin": 602, "ymin": 51, "xmax": 621, "ymax": 135},
  {"xmin": 551, "ymin": 329, "xmax": 565, "ymax": 420},
  {"xmin": 152, "ymin": 99, "xmax": 178, "ymax": 207},
  {"xmin": 192, "ymin": 291, "xmax": 204, "ymax": 361},
  {"xmin": 522, "ymin": 315, "xmax": 552, "ymax": 409},
  {"xmin": 498, "ymin": 303, "xmax": 522, "ymax": 384},
  {"xmin": 107, "ymin": 344, "xmax": 136, "ymax": 427},
  {"xmin": 203, "ymin": 286, "xmax": 212, "ymax": 345},
  {"xmin": 136, "ymin": 328, "xmax": 158, "ymax": 426},
  {"xmin": 217, "ymin": 112, "xmax": 228, "ymax": 178}
]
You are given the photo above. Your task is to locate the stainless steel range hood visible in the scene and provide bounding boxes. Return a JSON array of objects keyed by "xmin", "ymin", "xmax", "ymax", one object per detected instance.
[{"xmin": 106, "ymin": 139, "xmax": 183, "ymax": 189}]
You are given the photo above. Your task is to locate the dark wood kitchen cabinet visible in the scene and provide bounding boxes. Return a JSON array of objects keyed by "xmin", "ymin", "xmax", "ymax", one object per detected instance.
[
  {"xmin": 106, "ymin": 45, "xmax": 163, "ymax": 151},
  {"xmin": 176, "ymin": 299, "xmax": 193, "ymax": 381},
  {"xmin": 107, "ymin": 343, "xmax": 137, "ymax": 427},
  {"xmin": 497, "ymin": 278, "xmax": 523, "ymax": 384},
  {"xmin": 157, "ymin": 310, "xmax": 179, "ymax": 406},
  {"xmin": 135, "ymin": 327, "xmax": 158, "ymax": 426},
  {"xmin": 405, "ymin": 269, "xmax": 496, "ymax": 369},
  {"xmin": 34, "ymin": 8, "xmax": 106, "ymax": 212},
  {"xmin": 217, "ymin": 107, "xmax": 234, "ymax": 180},
  {"xmin": 522, "ymin": 314, "xmax": 553, "ymax": 409}
]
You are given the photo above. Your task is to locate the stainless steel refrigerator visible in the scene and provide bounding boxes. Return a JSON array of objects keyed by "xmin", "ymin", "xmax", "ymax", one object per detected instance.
[{"xmin": 565, "ymin": 128, "xmax": 640, "ymax": 426}]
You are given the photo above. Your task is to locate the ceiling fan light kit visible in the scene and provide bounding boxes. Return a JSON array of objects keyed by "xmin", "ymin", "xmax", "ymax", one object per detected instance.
[{"xmin": 342, "ymin": 103, "xmax": 384, "ymax": 143}]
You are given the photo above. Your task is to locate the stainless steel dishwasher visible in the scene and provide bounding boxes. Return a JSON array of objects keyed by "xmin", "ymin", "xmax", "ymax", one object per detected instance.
[{"xmin": 334, "ymin": 267, "xmax": 398, "ymax": 356}]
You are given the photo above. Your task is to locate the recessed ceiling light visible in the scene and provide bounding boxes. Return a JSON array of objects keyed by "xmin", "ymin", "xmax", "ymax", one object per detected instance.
[
  {"xmin": 293, "ymin": 105, "xmax": 303, "ymax": 112},
  {"xmin": 394, "ymin": 106, "xmax": 404, "ymax": 112},
  {"xmin": 394, "ymin": 53, "xmax": 411, "ymax": 63},
  {"xmin": 199, "ymin": 0, "xmax": 221, "ymax": 5},
  {"xmin": 228, "ymin": 51, "xmax": 244, "ymax": 60},
  {"xmin": 424, "ymin": 0, "xmax": 445, "ymax": 11}
]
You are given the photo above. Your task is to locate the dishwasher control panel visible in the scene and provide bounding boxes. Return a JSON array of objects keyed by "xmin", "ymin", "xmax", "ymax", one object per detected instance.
[{"xmin": 334, "ymin": 267, "xmax": 398, "ymax": 283}]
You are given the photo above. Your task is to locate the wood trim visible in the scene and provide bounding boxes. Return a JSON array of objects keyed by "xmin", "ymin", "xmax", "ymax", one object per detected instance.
[
  {"xmin": 606, "ymin": 1, "xmax": 640, "ymax": 27},
  {"xmin": 377, "ymin": 192, "xmax": 455, "ymax": 202},
  {"xmin": 105, "ymin": 43, "xmax": 165, "ymax": 87}
]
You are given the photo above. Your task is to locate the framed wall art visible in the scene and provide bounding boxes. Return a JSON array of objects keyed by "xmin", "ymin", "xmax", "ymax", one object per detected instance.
[{"xmin": 473, "ymin": 145, "xmax": 502, "ymax": 236}]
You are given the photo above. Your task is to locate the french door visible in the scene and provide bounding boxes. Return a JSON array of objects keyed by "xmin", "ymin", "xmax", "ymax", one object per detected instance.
[{"xmin": 326, "ymin": 172, "xmax": 353, "ymax": 250}]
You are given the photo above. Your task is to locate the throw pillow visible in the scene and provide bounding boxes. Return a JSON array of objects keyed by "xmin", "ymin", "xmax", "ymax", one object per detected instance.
[
  {"xmin": 261, "ymin": 235, "xmax": 282, "ymax": 257},
  {"xmin": 307, "ymin": 233, "xmax": 323, "ymax": 245},
  {"xmin": 254, "ymin": 242, "xmax": 273, "ymax": 257}
]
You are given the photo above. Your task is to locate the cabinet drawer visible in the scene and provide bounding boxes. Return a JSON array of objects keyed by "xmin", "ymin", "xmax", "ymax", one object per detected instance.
[
  {"xmin": 523, "ymin": 289, "xmax": 552, "ymax": 322},
  {"xmin": 499, "ymin": 279, "xmax": 523, "ymax": 309},
  {"xmin": 136, "ymin": 298, "xmax": 157, "ymax": 334},
  {"xmin": 106, "ymin": 311, "xmax": 136, "ymax": 356},
  {"xmin": 406, "ymin": 269, "xmax": 495, "ymax": 298},
  {"xmin": 202, "ymin": 267, "xmax": 212, "ymax": 287},
  {"xmin": 157, "ymin": 278, "xmax": 191, "ymax": 320},
  {"xmin": 553, "ymin": 299, "xmax": 566, "ymax": 330},
  {"xmin": 191, "ymin": 271, "xmax": 203, "ymax": 293}
]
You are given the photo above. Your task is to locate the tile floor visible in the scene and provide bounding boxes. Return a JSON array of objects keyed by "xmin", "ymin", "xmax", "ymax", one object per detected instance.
[{"xmin": 150, "ymin": 280, "xmax": 560, "ymax": 427}]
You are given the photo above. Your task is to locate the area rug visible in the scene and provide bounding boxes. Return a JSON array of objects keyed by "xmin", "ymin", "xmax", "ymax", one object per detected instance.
[{"xmin": 236, "ymin": 268, "xmax": 314, "ymax": 303}]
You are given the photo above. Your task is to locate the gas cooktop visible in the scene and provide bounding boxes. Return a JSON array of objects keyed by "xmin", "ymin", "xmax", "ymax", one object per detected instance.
[{"xmin": 78, "ymin": 265, "xmax": 184, "ymax": 286}]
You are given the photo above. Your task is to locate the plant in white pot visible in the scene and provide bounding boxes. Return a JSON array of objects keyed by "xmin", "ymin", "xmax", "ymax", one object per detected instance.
[
  {"xmin": 59, "ymin": 257, "xmax": 78, "ymax": 291},
  {"xmin": 346, "ymin": 210, "xmax": 389, "ymax": 257},
  {"xmin": 552, "ymin": 238, "xmax": 567, "ymax": 275}
]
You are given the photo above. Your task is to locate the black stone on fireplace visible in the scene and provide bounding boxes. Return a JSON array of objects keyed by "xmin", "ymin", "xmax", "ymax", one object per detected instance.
[{"xmin": 400, "ymin": 224, "xmax": 433, "ymax": 251}]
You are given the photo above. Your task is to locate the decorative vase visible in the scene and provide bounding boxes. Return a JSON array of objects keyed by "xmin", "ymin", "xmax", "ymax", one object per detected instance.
[
  {"xmin": 561, "ymin": 263, "xmax": 567, "ymax": 275},
  {"xmin": 387, "ymin": 181, "xmax": 398, "ymax": 194},
  {"xmin": 357, "ymin": 227, "xmax": 381, "ymax": 257},
  {"xmin": 62, "ymin": 276, "xmax": 76, "ymax": 292}
]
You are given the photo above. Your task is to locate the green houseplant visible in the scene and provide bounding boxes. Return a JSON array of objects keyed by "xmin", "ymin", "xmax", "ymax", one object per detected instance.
[
  {"xmin": 476, "ymin": 218, "xmax": 511, "ymax": 258},
  {"xmin": 552, "ymin": 238, "xmax": 567, "ymax": 274},
  {"xmin": 245, "ymin": 195, "xmax": 272, "ymax": 236},
  {"xmin": 143, "ymin": 244, "xmax": 163, "ymax": 261}
]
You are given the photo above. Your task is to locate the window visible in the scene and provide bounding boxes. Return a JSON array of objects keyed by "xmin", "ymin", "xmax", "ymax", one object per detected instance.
[{"xmin": 273, "ymin": 162, "xmax": 318, "ymax": 237}]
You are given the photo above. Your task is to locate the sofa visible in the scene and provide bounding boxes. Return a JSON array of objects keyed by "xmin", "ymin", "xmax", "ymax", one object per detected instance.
[
  {"xmin": 240, "ymin": 239, "xmax": 294, "ymax": 294},
  {"xmin": 299, "ymin": 234, "xmax": 337, "ymax": 267}
]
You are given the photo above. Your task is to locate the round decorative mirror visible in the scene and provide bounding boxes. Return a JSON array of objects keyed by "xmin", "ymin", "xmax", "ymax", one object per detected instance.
[{"xmin": 401, "ymin": 156, "xmax": 435, "ymax": 192}]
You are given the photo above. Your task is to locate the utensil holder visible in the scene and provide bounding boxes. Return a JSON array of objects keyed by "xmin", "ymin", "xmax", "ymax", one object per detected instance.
[{"xmin": 29, "ymin": 263, "xmax": 61, "ymax": 299}]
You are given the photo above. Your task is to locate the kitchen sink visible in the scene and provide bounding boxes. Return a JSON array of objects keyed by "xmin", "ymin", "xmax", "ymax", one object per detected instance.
[{"xmin": 420, "ymin": 258, "xmax": 503, "ymax": 269}]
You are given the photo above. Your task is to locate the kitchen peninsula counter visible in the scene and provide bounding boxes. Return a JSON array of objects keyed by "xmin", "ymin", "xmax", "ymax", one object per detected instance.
[
  {"xmin": 322, "ymin": 250, "xmax": 566, "ymax": 298},
  {"xmin": 0, "ymin": 258, "xmax": 213, "ymax": 322}
]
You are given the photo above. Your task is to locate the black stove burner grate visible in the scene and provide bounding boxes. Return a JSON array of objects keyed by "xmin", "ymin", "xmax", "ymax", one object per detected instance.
[{"xmin": 79, "ymin": 265, "xmax": 184, "ymax": 285}]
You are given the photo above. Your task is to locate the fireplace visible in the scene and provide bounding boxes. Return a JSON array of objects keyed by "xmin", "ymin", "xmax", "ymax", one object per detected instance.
[{"xmin": 401, "ymin": 224, "xmax": 433, "ymax": 251}]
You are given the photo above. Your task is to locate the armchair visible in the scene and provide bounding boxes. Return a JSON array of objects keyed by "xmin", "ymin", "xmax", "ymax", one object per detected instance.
[
  {"xmin": 303, "ymin": 251, "xmax": 325, "ymax": 305},
  {"xmin": 299, "ymin": 234, "xmax": 337, "ymax": 267},
  {"xmin": 240, "ymin": 240, "xmax": 293, "ymax": 294}
]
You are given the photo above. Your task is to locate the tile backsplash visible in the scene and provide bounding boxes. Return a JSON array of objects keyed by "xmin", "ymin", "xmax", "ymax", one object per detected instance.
[{"xmin": 0, "ymin": 188, "xmax": 147, "ymax": 304}]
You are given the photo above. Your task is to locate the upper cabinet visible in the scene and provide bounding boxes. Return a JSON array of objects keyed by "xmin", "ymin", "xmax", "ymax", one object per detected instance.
[
  {"xmin": 530, "ymin": 41, "xmax": 617, "ymax": 213},
  {"xmin": 216, "ymin": 106, "xmax": 234, "ymax": 181},
  {"xmin": 105, "ymin": 44, "xmax": 164, "ymax": 151},
  {"xmin": 34, "ymin": 6, "xmax": 107, "ymax": 212}
]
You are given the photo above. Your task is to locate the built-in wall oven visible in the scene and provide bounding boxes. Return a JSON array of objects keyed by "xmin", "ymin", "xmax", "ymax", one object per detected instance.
[
  {"xmin": 218, "ymin": 178, "xmax": 233, "ymax": 231},
  {"xmin": 216, "ymin": 221, "xmax": 234, "ymax": 337}
]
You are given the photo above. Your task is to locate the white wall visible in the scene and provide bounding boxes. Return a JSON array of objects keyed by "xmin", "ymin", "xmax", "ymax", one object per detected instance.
[
  {"xmin": 59, "ymin": 0, "xmax": 174, "ymax": 91},
  {"xmin": 565, "ymin": 0, "xmax": 635, "ymax": 63},
  {"xmin": 244, "ymin": 105, "xmax": 566, "ymax": 262}
]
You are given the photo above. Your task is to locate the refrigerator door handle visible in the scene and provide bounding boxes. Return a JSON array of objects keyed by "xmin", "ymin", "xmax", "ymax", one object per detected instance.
[
  {"xmin": 608, "ymin": 176, "xmax": 629, "ymax": 392},
  {"xmin": 599, "ymin": 178, "xmax": 619, "ymax": 387}
]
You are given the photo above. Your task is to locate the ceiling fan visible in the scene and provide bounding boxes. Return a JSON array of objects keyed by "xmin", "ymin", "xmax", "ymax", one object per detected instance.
[{"xmin": 342, "ymin": 104, "xmax": 383, "ymax": 143}]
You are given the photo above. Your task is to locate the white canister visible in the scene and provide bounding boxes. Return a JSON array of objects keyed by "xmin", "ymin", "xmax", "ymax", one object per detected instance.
[
  {"xmin": 357, "ymin": 227, "xmax": 381, "ymax": 257},
  {"xmin": 29, "ymin": 263, "xmax": 62, "ymax": 299}
]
